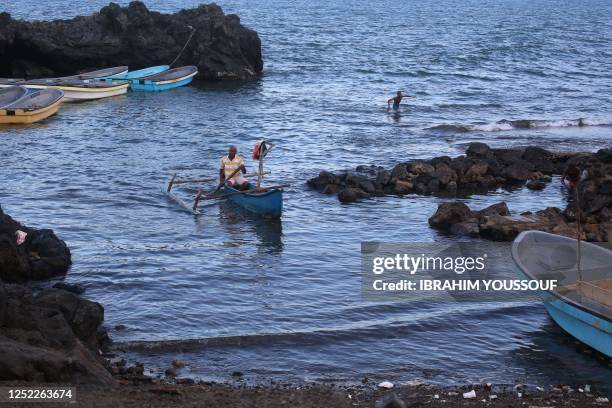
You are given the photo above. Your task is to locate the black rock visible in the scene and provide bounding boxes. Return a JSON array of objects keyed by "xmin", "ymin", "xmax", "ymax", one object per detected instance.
[
  {"xmin": 428, "ymin": 202, "xmax": 473, "ymax": 230},
  {"xmin": 0, "ymin": 2, "xmax": 262, "ymax": 81},
  {"xmin": 596, "ymin": 148, "xmax": 612, "ymax": 164},
  {"xmin": 526, "ymin": 180, "xmax": 546, "ymax": 191},
  {"xmin": 338, "ymin": 188, "xmax": 370, "ymax": 203},
  {"xmin": 466, "ymin": 142, "xmax": 492, "ymax": 158},
  {"xmin": 53, "ymin": 282, "xmax": 85, "ymax": 295}
]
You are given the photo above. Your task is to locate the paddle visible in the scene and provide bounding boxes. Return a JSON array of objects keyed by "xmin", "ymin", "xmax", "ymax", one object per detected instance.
[
  {"xmin": 212, "ymin": 166, "xmax": 243, "ymax": 196},
  {"xmin": 193, "ymin": 166, "xmax": 244, "ymax": 211}
]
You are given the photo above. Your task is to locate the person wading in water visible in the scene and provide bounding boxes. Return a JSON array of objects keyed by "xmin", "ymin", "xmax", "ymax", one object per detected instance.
[
  {"xmin": 387, "ymin": 90, "xmax": 414, "ymax": 112},
  {"xmin": 220, "ymin": 145, "xmax": 249, "ymax": 190}
]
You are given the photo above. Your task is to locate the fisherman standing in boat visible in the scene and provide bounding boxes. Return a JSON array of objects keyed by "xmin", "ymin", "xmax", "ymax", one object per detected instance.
[
  {"xmin": 220, "ymin": 145, "xmax": 249, "ymax": 190},
  {"xmin": 387, "ymin": 90, "xmax": 414, "ymax": 112}
]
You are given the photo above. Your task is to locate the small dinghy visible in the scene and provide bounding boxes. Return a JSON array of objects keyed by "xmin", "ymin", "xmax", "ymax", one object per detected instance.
[
  {"xmin": 59, "ymin": 66, "xmax": 129, "ymax": 81},
  {"xmin": 102, "ymin": 65, "xmax": 170, "ymax": 82},
  {"xmin": 0, "ymin": 79, "xmax": 26, "ymax": 89},
  {"xmin": 0, "ymin": 88, "xmax": 64, "ymax": 124},
  {"xmin": 130, "ymin": 65, "xmax": 198, "ymax": 91},
  {"xmin": 512, "ymin": 231, "xmax": 611, "ymax": 357},
  {"xmin": 20, "ymin": 79, "xmax": 129, "ymax": 101},
  {"xmin": 221, "ymin": 185, "xmax": 283, "ymax": 218},
  {"xmin": 0, "ymin": 86, "xmax": 28, "ymax": 108}
]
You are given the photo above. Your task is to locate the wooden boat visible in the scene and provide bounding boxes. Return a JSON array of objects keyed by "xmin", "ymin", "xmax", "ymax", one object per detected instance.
[
  {"xmin": 0, "ymin": 86, "xmax": 28, "ymax": 108},
  {"xmin": 0, "ymin": 88, "xmax": 64, "ymax": 124},
  {"xmin": 512, "ymin": 231, "xmax": 611, "ymax": 358},
  {"xmin": 58, "ymin": 66, "xmax": 128, "ymax": 81},
  {"xmin": 19, "ymin": 79, "xmax": 129, "ymax": 101},
  {"xmin": 129, "ymin": 66, "xmax": 198, "ymax": 91},
  {"xmin": 0, "ymin": 79, "xmax": 25, "ymax": 89},
  {"xmin": 222, "ymin": 185, "xmax": 283, "ymax": 218},
  {"xmin": 102, "ymin": 65, "xmax": 169, "ymax": 82}
]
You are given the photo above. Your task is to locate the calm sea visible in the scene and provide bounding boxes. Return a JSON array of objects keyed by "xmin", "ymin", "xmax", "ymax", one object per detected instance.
[{"xmin": 1, "ymin": 0, "xmax": 611, "ymax": 388}]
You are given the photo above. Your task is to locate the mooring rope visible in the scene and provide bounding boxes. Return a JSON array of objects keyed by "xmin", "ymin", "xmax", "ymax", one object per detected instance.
[{"xmin": 170, "ymin": 25, "xmax": 196, "ymax": 67}]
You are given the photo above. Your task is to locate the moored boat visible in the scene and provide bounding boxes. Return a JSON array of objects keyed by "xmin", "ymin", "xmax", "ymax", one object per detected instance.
[
  {"xmin": 102, "ymin": 65, "xmax": 170, "ymax": 82},
  {"xmin": 0, "ymin": 88, "xmax": 64, "ymax": 124},
  {"xmin": 129, "ymin": 65, "xmax": 198, "ymax": 91},
  {"xmin": 512, "ymin": 230, "xmax": 612, "ymax": 358},
  {"xmin": 0, "ymin": 86, "xmax": 28, "ymax": 108},
  {"xmin": 59, "ymin": 66, "xmax": 128, "ymax": 81},
  {"xmin": 0, "ymin": 79, "xmax": 25, "ymax": 89},
  {"xmin": 20, "ymin": 79, "xmax": 129, "ymax": 101},
  {"xmin": 222, "ymin": 185, "xmax": 283, "ymax": 218}
]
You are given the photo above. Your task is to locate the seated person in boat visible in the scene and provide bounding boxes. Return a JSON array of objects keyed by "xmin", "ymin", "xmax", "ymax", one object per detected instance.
[{"xmin": 220, "ymin": 145, "xmax": 249, "ymax": 190}]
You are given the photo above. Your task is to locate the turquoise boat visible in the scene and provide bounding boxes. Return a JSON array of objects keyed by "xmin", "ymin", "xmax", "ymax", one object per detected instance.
[
  {"xmin": 101, "ymin": 65, "xmax": 169, "ymax": 82},
  {"xmin": 512, "ymin": 231, "xmax": 612, "ymax": 358},
  {"xmin": 222, "ymin": 185, "xmax": 283, "ymax": 218},
  {"xmin": 129, "ymin": 66, "xmax": 198, "ymax": 91}
]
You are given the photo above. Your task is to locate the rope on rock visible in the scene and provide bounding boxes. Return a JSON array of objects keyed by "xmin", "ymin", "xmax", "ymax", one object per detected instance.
[{"xmin": 170, "ymin": 25, "xmax": 196, "ymax": 67}]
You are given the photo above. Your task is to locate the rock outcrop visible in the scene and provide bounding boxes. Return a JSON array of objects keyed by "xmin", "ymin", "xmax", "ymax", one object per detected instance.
[
  {"xmin": 0, "ymin": 282, "xmax": 114, "ymax": 385},
  {"xmin": 0, "ymin": 206, "xmax": 71, "ymax": 283},
  {"xmin": 428, "ymin": 148, "xmax": 612, "ymax": 242},
  {"xmin": 308, "ymin": 143, "xmax": 568, "ymax": 203},
  {"xmin": 0, "ymin": 1, "xmax": 262, "ymax": 80}
]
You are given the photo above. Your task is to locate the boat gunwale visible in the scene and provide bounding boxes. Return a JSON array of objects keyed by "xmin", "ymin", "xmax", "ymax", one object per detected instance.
[
  {"xmin": 136, "ymin": 66, "xmax": 198, "ymax": 82},
  {"xmin": 2, "ymin": 90, "xmax": 64, "ymax": 113},
  {"xmin": 511, "ymin": 231, "xmax": 612, "ymax": 323},
  {"xmin": 223, "ymin": 185, "xmax": 284, "ymax": 198}
]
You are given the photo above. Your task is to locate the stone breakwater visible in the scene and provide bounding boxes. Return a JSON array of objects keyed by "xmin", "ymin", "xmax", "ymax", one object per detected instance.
[
  {"xmin": 307, "ymin": 143, "xmax": 612, "ymax": 242},
  {"xmin": 0, "ymin": 1, "xmax": 262, "ymax": 80}
]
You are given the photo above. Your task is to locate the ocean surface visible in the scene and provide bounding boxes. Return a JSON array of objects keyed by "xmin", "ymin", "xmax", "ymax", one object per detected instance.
[{"xmin": 2, "ymin": 0, "xmax": 611, "ymax": 389}]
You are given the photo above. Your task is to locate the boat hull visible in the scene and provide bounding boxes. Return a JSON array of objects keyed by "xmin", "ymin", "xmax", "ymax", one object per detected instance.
[
  {"xmin": 545, "ymin": 297, "xmax": 612, "ymax": 357},
  {"xmin": 223, "ymin": 186, "xmax": 283, "ymax": 218},
  {"xmin": 130, "ymin": 72, "xmax": 197, "ymax": 91},
  {"xmin": 0, "ymin": 97, "xmax": 62, "ymax": 124},
  {"xmin": 23, "ymin": 83, "xmax": 128, "ymax": 101}
]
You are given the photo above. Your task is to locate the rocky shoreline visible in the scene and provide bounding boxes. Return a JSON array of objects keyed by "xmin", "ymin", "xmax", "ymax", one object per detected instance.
[
  {"xmin": 0, "ymin": 1, "xmax": 262, "ymax": 80},
  {"xmin": 308, "ymin": 143, "xmax": 612, "ymax": 242}
]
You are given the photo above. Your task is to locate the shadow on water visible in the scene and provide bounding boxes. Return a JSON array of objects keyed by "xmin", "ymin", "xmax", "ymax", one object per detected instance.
[
  {"xmin": 513, "ymin": 320, "xmax": 612, "ymax": 390},
  {"xmin": 218, "ymin": 201, "xmax": 284, "ymax": 254}
]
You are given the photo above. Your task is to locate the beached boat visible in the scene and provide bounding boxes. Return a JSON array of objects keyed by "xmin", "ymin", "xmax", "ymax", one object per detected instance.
[
  {"xmin": 512, "ymin": 231, "xmax": 612, "ymax": 358},
  {"xmin": 19, "ymin": 79, "xmax": 129, "ymax": 101},
  {"xmin": 129, "ymin": 66, "xmax": 198, "ymax": 91},
  {"xmin": 0, "ymin": 88, "xmax": 64, "ymax": 124},
  {"xmin": 102, "ymin": 65, "xmax": 169, "ymax": 82},
  {"xmin": 0, "ymin": 86, "xmax": 28, "ymax": 108},
  {"xmin": 222, "ymin": 185, "xmax": 283, "ymax": 218}
]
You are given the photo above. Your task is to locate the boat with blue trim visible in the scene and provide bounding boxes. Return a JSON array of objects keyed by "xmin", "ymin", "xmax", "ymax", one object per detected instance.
[
  {"xmin": 129, "ymin": 66, "xmax": 198, "ymax": 91},
  {"xmin": 512, "ymin": 230, "xmax": 611, "ymax": 358}
]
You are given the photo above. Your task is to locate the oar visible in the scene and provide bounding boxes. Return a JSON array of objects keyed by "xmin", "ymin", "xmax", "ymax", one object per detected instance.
[{"xmin": 212, "ymin": 166, "xmax": 243, "ymax": 196}]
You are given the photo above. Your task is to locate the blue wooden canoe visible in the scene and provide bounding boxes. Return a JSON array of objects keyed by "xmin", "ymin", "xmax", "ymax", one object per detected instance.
[
  {"xmin": 101, "ymin": 65, "xmax": 170, "ymax": 82},
  {"xmin": 222, "ymin": 185, "xmax": 283, "ymax": 218},
  {"xmin": 129, "ymin": 66, "xmax": 198, "ymax": 91},
  {"xmin": 512, "ymin": 231, "xmax": 612, "ymax": 358}
]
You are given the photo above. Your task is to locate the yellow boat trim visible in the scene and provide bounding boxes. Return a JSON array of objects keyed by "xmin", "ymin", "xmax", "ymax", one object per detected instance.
[
  {"xmin": 0, "ymin": 98, "xmax": 63, "ymax": 124},
  {"xmin": 26, "ymin": 83, "xmax": 129, "ymax": 92}
]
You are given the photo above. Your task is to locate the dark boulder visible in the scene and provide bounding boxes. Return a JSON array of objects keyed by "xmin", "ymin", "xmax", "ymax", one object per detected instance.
[
  {"xmin": 0, "ymin": 282, "xmax": 113, "ymax": 385},
  {"xmin": 428, "ymin": 202, "xmax": 473, "ymax": 230},
  {"xmin": 338, "ymin": 188, "xmax": 370, "ymax": 203},
  {"xmin": 502, "ymin": 163, "xmax": 532, "ymax": 182},
  {"xmin": 477, "ymin": 202, "xmax": 510, "ymax": 217},
  {"xmin": 0, "ymin": 2, "xmax": 262, "ymax": 80},
  {"xmin": 308, "ymin": 171, "xmax": 338, "ymax": 191},
  {"xmin": 596, "ymin": 148, "xmax": 612, "ymax": 164},
  {"xmin": 522, "ymin": 146, "xmax": 555, "ymax": 174},
  {"xmin": 0, "ymin": 208, "xmax": 71, "ymax": 283},
  {"xmin": 466, "ymin": 142, "xmax": 493, "ymax": 158}
]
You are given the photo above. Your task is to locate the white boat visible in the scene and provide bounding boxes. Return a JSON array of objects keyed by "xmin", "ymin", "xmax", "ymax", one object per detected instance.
[
  {"xmin": 19, "ymin": 79, "xmax": 129, "ymax": 101},
  {"xmin": 512, "ymin": 231, "xmax": 612, "ymax": 358}
]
